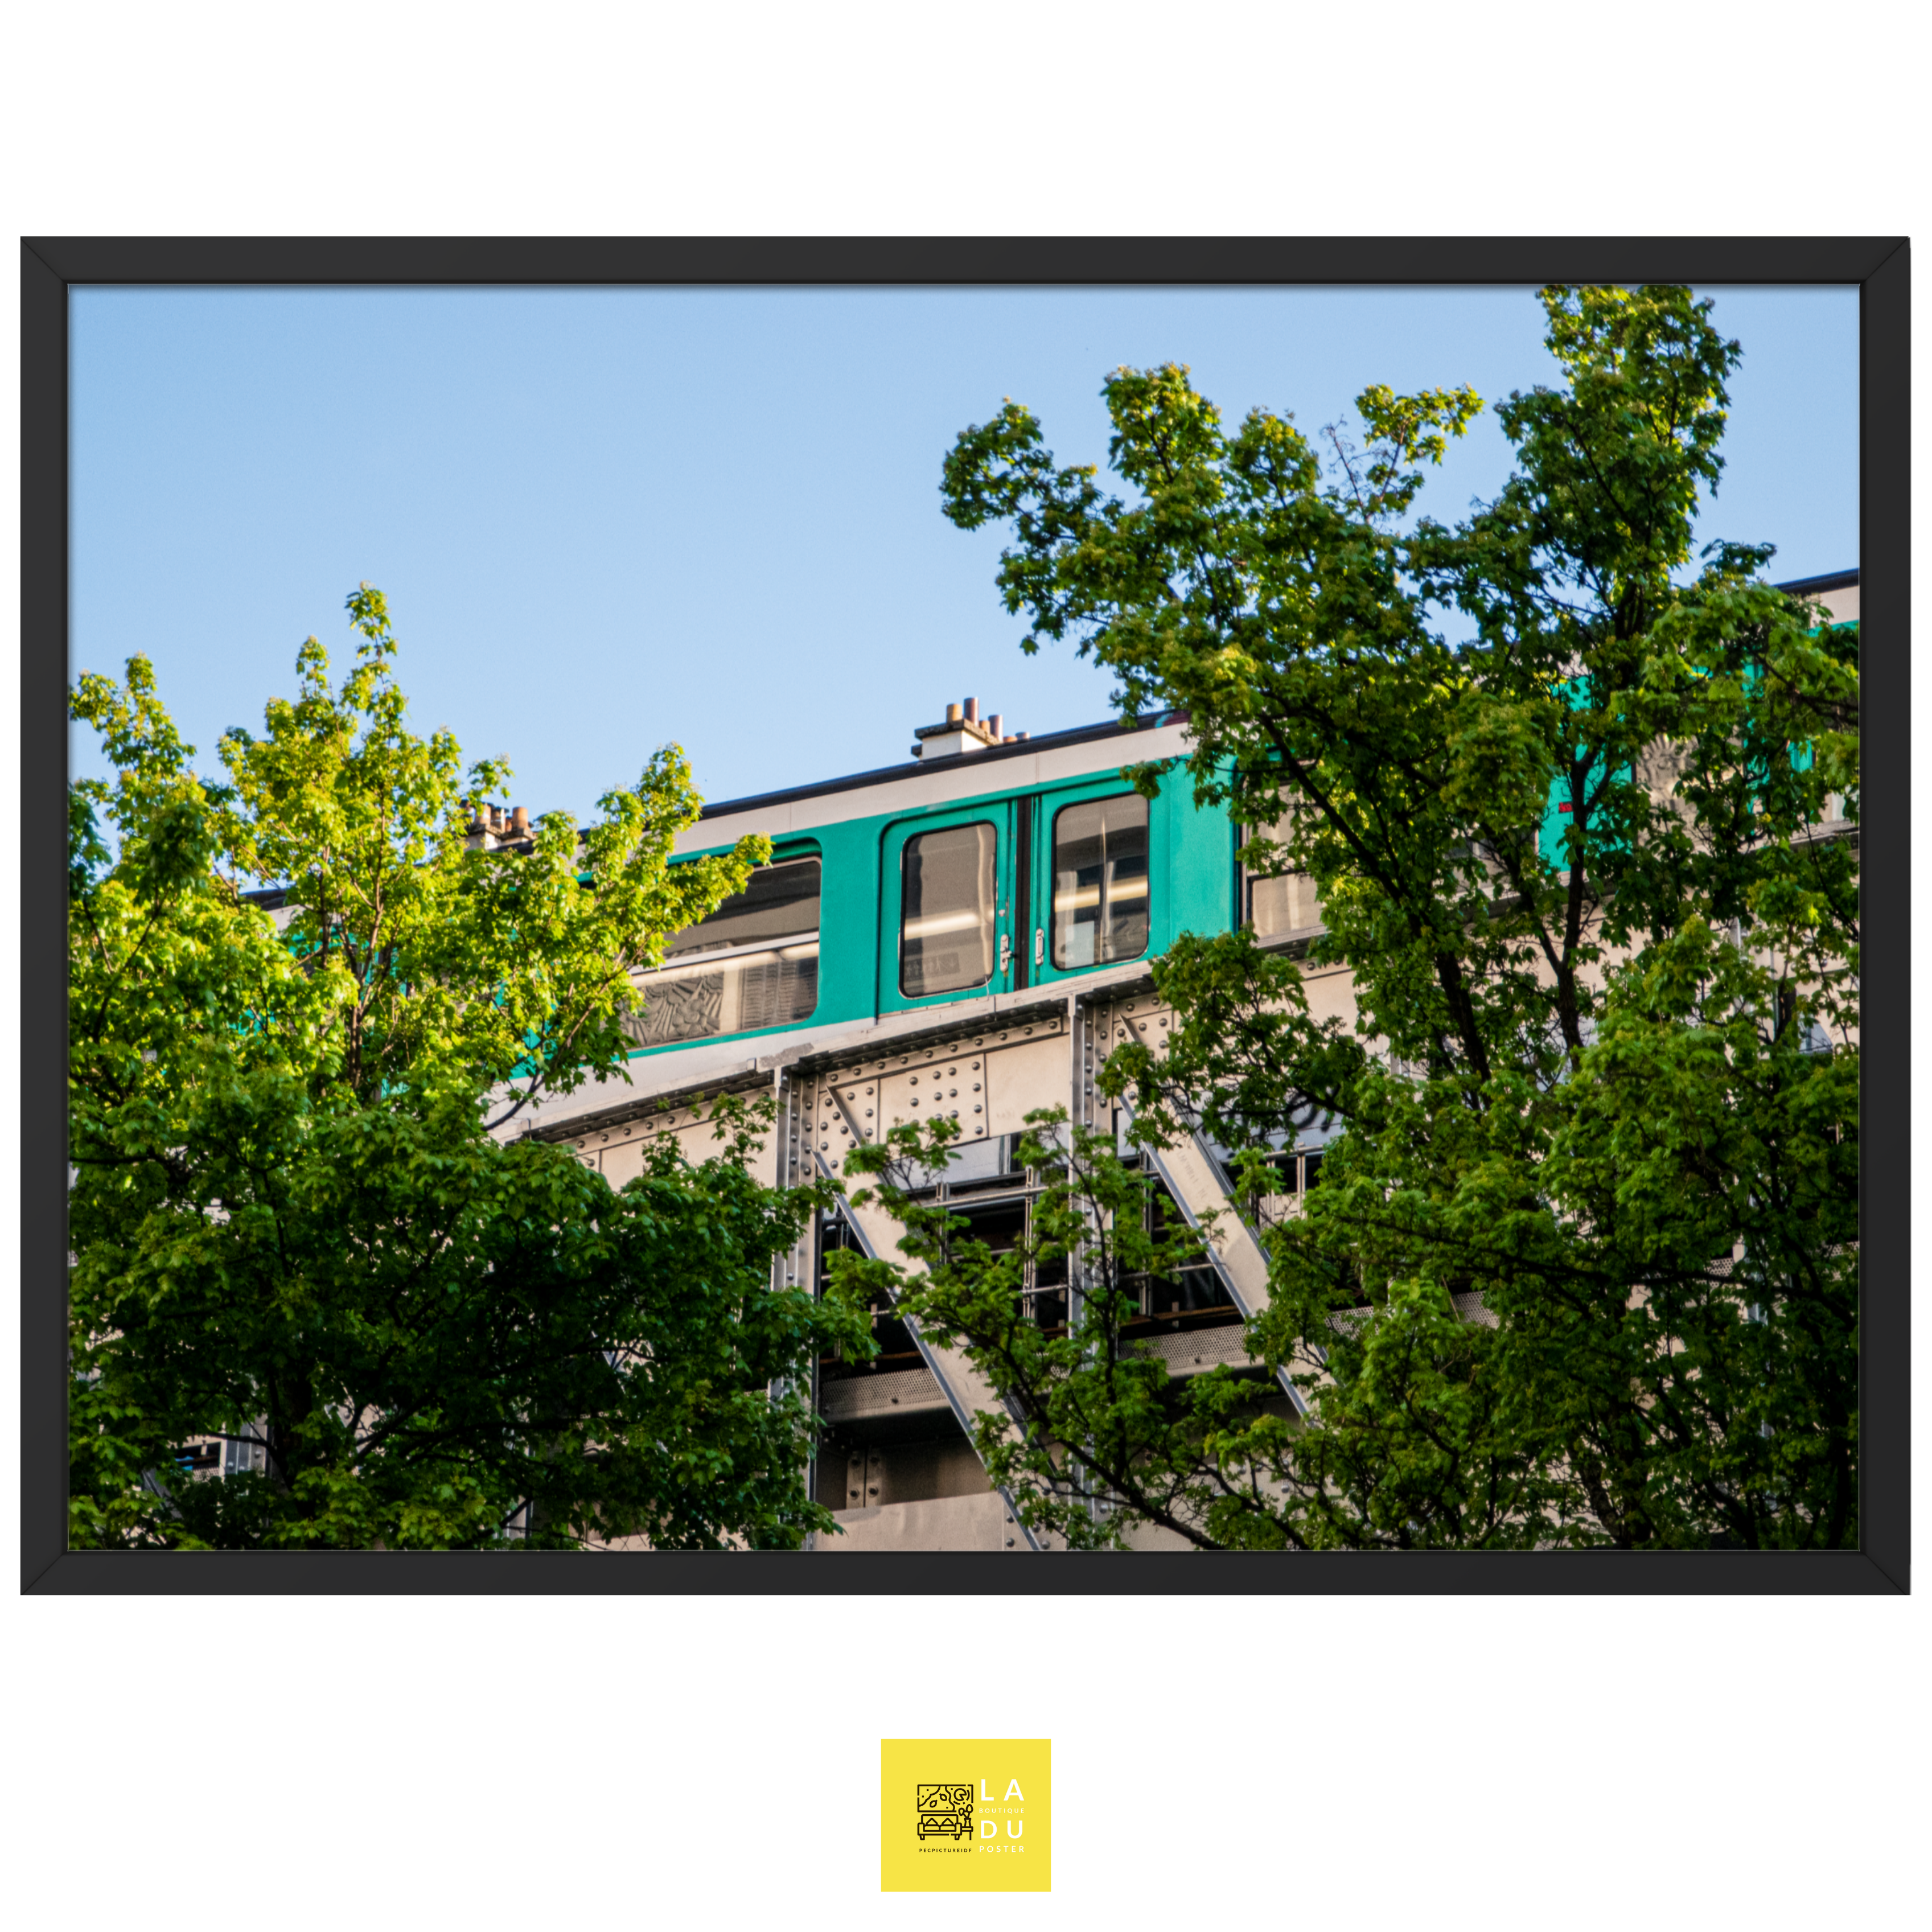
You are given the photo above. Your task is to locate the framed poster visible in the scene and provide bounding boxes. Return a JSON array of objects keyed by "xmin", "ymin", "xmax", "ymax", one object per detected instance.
[{"xmin": 22, "ymin": 235, "xmax": 1906, "ymax": 1594}]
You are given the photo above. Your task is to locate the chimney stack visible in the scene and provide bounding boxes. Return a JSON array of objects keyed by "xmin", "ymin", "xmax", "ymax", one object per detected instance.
[
  {"xmin": 464, "ymin": 802, "xmax": 539, "ymax": 850},
  {"xmin": 910, "ymin": 695, "xmax": 1022, "ymax": 760}
]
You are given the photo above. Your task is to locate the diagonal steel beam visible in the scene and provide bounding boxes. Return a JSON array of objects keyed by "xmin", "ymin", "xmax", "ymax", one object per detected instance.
[
  {"xmin": 814, "ymin": 1153, "xmax": 1045, "ymax": 1551},
  {"xmin": 1120, "ymin": 1102, "xmax": 1310, "ymax": 1417}
]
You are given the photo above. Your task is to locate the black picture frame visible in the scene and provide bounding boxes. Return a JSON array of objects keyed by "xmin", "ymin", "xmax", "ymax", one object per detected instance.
[{"xmin": 22, "ymin": 236, "xmax": 1908, "ymax": 1594}]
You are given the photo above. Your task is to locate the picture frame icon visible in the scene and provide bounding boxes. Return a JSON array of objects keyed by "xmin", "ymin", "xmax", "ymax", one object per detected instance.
[{"xmin": 915, "ymin": 1783, "xmax": 974, "ymax": 1840}]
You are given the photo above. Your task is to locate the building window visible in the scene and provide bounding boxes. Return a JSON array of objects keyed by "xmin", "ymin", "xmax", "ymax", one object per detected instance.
[
  {"xmin": 1052, "ymin": 794, "xmax": 1149, "ymax": 968},
  {"xmin": 1244, "ymin": 1146, "xmax": 1325, "ymax": 1229},
  {"xmin": 819, "ymin": 1142, "xmax": 1068, "ymax": 1386},
  {"xmin": 934, "ymin": 1148, "xmax": 1072, "ymax": 1335},
  {"xmin": 1120, "ymin": 1173, "xmax": 1236, "ymax": 1325},
  {"xmin": 817, "ymin": 1208, "xmax": 923, "ymax": 1380},
  {"xmin": 900, "ymin": 822, "xmax": 997, "ymax": 997},
  {"xmin": 623, "ymin": 856, "xmax": 820, "ymax": 1049}
]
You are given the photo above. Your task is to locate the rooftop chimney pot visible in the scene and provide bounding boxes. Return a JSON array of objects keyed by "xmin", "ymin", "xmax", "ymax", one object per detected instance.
[
  {"xmin": 988, "ymin": 714, "xmax": 1003, "ymax": 740},
  {"xmin": 964, "ymin": 697, "xmax": 980, "ymax": 723},
  {"xmin": 511, "ymin": 806, "xmax": 530, "ymax": 834},
  {"xmin": 946, "ymin": 702, "xmax": 963, "ymax": 724}
]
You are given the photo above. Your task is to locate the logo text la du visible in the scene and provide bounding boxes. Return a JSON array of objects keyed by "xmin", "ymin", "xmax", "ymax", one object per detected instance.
[{"xmin": 979, "ymin": 1778, "xmax": 1026, "ymax": 1840}]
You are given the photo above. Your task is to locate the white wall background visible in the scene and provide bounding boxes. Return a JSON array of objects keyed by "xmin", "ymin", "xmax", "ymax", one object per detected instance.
[{"xmin": 4, "ymin": 6, "xmax": 1922, "ymax": 1929}]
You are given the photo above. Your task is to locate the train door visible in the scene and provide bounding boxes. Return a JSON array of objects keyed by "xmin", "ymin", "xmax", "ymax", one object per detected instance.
[
  {"xmin": 878, "ymin": 800, "xmax": 1021, "ymax": 1016},
  {"xmin": 1019, "ymin": 778, "xmax": 1155, "ymax": 990}
]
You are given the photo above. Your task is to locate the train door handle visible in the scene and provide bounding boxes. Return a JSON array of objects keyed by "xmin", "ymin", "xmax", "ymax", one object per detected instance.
[
  {"xmin": 1034, "ymin": 927, "xmax": 1045, "ymax": 966},
  {"xmin": 999, "ymin": 932, "xmax": 1013, "ymax": 974}
]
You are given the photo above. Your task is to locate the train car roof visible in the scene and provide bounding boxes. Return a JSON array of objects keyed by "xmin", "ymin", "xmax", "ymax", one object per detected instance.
[{"xmin": 694, "ymin": 706, "xmax": 1186, "ymax": 822}]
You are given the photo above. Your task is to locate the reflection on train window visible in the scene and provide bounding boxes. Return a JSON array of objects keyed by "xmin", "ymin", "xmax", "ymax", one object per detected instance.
[
  {"xmin": 900, "ymin": 821, "xmax": 997, "ymax": 997},
  {"xmin": 1053, "ymin": 793, "xmax": 1149, "ymax": 968},
  {"xmin": 622, "ymin": 856, "xmax": 820, "ymax": 1049},
  {"xmin": 1246, "ymin": 796, "xmax": 1323, "ymax": 938}
]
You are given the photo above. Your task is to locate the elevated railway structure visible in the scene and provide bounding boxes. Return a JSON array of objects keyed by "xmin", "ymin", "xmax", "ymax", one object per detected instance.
[{"xmin": 524, "ymin": 571, "xmax": 1860, "ymax": 1552}]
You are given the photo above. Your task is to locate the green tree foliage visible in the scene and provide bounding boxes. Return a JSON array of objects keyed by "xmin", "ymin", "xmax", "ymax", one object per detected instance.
[
  {"xmin": 68, "ymin": 587, "xmax": 868, "ymax": 1549},
  {"xmin": 890, "ymin": 285, "xmax": 1857, "ymax": 1550}
]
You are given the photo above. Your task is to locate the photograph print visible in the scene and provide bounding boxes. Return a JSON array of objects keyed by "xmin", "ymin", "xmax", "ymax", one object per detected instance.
[{"xmin": 52, "ymin": 257, "xmax": 1868, "ymax": 1568}]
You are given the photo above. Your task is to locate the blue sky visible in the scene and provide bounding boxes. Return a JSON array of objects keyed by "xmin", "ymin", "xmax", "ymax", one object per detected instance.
[{"xmin": 70, "ymin": 285, "xmax": 1857, "ymax": 828}]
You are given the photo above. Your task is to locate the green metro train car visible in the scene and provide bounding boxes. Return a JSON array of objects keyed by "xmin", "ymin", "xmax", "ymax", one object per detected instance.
[
  {"xmin": 546, "ymin": 566, "xmax": 1858, "ymax": 1120},
  {"xmin": 621, "ymin": 702, "xmax": 1246, "ymax": 1068}
]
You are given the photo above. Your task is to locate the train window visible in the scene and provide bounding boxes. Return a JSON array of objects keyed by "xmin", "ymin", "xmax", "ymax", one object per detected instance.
[
  {"xmin": 900, "ymin": 822, "xmax": 997, "ymax": 997},
  {"xmin": 1052, "ymin": 794, "xmax": 1149, "ymax": 968},
  {"xmin": 1246, "ymin": 798, "xmax": 1323, "ymax": 938},
  {"xmin": 620, "ymin": 856, "xmax": 820, "ymax": 1049}
]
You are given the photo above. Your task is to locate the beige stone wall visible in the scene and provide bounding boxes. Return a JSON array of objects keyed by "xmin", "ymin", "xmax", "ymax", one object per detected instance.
[
  {"xmin": 569, "ymin": 1098, "xmax": 778, "ymax": 1189},
  {"xmin": 817, "ymin": 1488, "xmax": 1017, "ymax": 1552}
]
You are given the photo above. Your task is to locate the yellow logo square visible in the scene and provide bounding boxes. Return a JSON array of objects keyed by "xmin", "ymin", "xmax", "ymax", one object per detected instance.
[{"xmin": 880, "ymin": 1738, "xmax": 1051, "ymax": 1892}]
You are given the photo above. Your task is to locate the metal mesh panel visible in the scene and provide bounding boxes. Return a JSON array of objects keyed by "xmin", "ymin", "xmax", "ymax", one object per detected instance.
[
  {"xmin": 819, "ymin": 1366, "xmax": 948, "ymax": 1421},
  {"xmin": 1132, "ymin": 1325, "xmax": 1254, "ymax": 1374}
]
